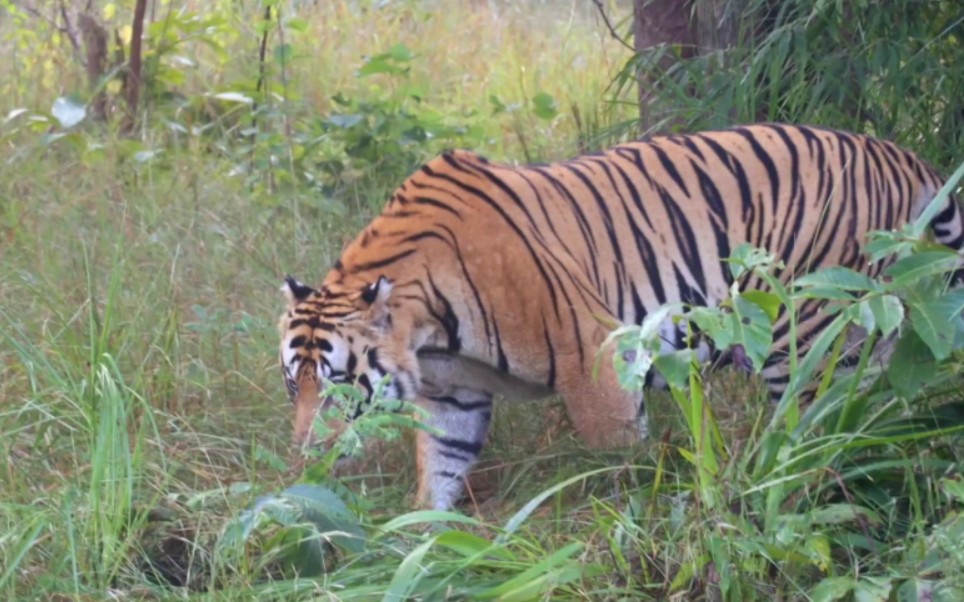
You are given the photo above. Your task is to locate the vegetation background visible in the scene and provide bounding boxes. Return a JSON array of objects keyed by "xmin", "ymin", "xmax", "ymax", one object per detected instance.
[{"xmin": 0, "ymin": 0, "xmax": 962, "ymax": 600}]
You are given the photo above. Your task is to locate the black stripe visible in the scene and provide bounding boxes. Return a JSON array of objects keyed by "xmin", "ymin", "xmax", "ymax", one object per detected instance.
[
  {"xmin": 735, "ymin": 127, "xmax": 780, "ymax": 213},
  {"xmin": 432, "ymin": 436, "xmax": 482, "ymax": 456},
  {"xmin": 427, "ymin": 272, "xmax": 462, "ymax": 353},
  {"xmin": 429, "ymin": 395, "xmax": 492, "ymax": 412},
  {"xmin": 651, "ymin": 144, "xmax": 691, "ymax": 197},
  {"xmin": 439, "ymin": 450, "xmax": 471, "ymax": 462},
  {"xmin": 542, "ymin": 315, "xmax": 556, "ymax": 389},
  {"xmin": 414, "ymin": 196, "xmax": 463, "ymax": 219},
  {"xmin": 349, "ymin": 248, "xmax": 417, "ymax": 274},
  {"xmin": 492, "ymin": 318, "xmax": 509, "ymax": 373}
]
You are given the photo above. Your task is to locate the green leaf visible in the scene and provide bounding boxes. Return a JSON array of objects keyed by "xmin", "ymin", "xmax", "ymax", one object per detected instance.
[
  {"xmin": 653, "ymin": 348, "xmax": 696, "ymax": 391},
  {"xmin": 387, "ymin": 43, "xmax": 415, "ymax": 62},
  {"xmin": 793, "ymin": 266, "xmax": 877, "ymax": 292},
  {"xmin": 865, "ymin": 294, "xmax": 904, "ymax": 338},
  {"xmin": 51, "ymin": 95, "xmax": 86, "ymax": 128},
  {"xmin": 531, "ymin": 92, "xmax": 558, "ymax": 120},
  {"xmin": 273, "ymin": 42, "xmax": 293, "ymax": 65},
  {"xmin": 286, "ymin": 17, "xmax": 309, "ymax": 33},
  {"xmin": 435, "ymin": 530, "xmax": 513, "ymax": 560},
  {"xmin": 728, "ymin": 294, "xmax": 774, "ymax": 372},
  {"xmin": 810, "ymin": 576, "xmax": 855, "ymax": 602},
  {"xmin": 854, "ymin": 576, "xmax": 892, "ymax": 602},
  {"xmin": 887, "ymin": 328, "xmax": 939, "ymax": 400},
  {"xmin": 280, "ymin": 483, "xmax": 365, "ymax": 554},
  {"xmin": 883, "ymin": 251, "xmax": 960, "ymax": 288},
  {"xmin": 742, "ymin": 289, "xmax": 782, "ymax": 323},
  {"xmin": 908, "ymin": 288, "xmax": 964, "ymax": 361},
  {"xmin": 793, "ymin": 286, "xmax": 857, "ymax": 301},
  {"xmin": 728, "ymin": 243, "xmax": 780, "ymax": 280},
  {"xmin": 896, "ymin": 579, "xmax": 937, "ymax": 602},
  {"xmin": 866, "ymin": 228, "xmax": 914, "ymax": 263}
]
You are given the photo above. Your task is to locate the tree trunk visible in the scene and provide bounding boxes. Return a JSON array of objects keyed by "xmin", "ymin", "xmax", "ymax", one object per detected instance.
[
  {"xmin": 632, "ymin": 0, "xmax": 696, "ymax": 127},
  {"xmin": 121, "ymin": 0, "xmax": 149, "ymax": 135},
  {"xmin": 633, "ymin": 0, "xmax": 764, "ymax": 128}
]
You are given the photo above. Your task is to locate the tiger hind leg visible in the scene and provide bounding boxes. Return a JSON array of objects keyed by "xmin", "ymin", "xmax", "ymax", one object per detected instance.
[
  {"xmin": 414, "ymin": 389, "xmax": 493, "ymax": 511},
  {"xmin": 555, "ymin": 355, "xmax": 647, "ymax": 449}
]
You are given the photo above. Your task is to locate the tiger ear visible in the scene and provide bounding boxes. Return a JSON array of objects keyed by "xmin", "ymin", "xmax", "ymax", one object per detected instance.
[
  {"xmin": 360, "ymin": 275, "xmax": 393, "ymax": 327},
  {"xmin": 281, "ymin": 275, "xmax": 317, "ymax": 308}
]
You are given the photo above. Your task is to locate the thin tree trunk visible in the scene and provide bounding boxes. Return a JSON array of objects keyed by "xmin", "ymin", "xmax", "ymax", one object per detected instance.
[
  {"xmin": 78, "ymin": 13, "xmax": 108, "ymax": 122},
  {"xmin": 121, "ymin": 0, "xmax": 148, "ymax": 135},
  {"xmin": 632, "ymin": 0, "xmax": 696, "ymax": 127}
]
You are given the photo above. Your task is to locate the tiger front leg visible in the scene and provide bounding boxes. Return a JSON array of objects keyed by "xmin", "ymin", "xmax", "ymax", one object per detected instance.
[{"xmin": 414, "ymin": 389, "xmax": 494, "ymax": 511}]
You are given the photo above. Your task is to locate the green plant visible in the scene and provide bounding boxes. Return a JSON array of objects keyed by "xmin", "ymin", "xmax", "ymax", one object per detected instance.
[{"xmin": 606, "ymin": 163, "xmax": 964, "ymax": 599}]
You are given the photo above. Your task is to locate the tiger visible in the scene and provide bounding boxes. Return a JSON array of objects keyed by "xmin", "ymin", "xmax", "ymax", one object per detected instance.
[{"xmin": 278, "ymin": 123, "xmax": 964, "ymax": 511}]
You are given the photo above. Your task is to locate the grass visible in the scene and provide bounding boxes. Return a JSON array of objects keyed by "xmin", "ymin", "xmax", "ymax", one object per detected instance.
[{"xmin": 1, "ymin": 0, "xmax": 963, "ymax": 600}]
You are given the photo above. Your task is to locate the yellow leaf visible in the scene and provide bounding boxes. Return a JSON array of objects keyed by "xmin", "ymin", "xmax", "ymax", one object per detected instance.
[{"xmin": 103, "ymin": 3, "xmax": 116, "ymax": 21}]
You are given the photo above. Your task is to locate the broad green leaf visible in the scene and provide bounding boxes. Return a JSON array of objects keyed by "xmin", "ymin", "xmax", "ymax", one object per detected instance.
[
  {"xmin": 286, "ymin": 16, "xmax": 309, "ymax": 32},
  {"xmin": 729, "ymin": 294, "xmax": 774, "ymax": 372},
  {"xmin": 883, "ymin": 251, "xmax": 960, "ymax": 288},
  {"xmin": 866, "ymin": 294, "xmax": 904, "ymax": 337},
  {"xmin": 809, "ymin": 576, "xmax": 854, "ymax": 602},
  {"xmin": 854, "ymin": 576, "xmax": 893, "ymax": 602},
  {"xmin": 887, "ymin": 328, "xmax": 938, "ymax": 400},
  {"xmin": 793, "ymin": 286, "xmax": 857, "ymax": 301},
  {"xmin": 273, "ymin": 42, "xmax": 293, "ymax": 65},
  {"xmin": 728, "ymin": 243, "xmax": 779, "ymax": 280},
  {"xmin": 280, "ymin": 483, "xmax": 365, "ymax": 553},
  {"xmin": 804, "ymin": 533, "xmax": 832, "ymax": 571},
  {"xmin": 742, "ymin": 289, "xmax": 782, "ymax": 322},
  {"xmin": 653, "ymin": 348, "xmax": 696, "ymax": 391},
  {"xmin": 907, "ymin": 288, "xmax": 964, "ymax": 361},
  {"xmin": 387, "ymin": 43, "xmax": 415, "ymax": 62},
  {"xmin": 531, "ymin": 92, "xmax": 558, "ymax": 120},
  {"xmin": 51, "ymin": 96, "xmax": 86, "ymax": 128},
  {"xmin": 794, "ymin": 266, "xmax": 877, "ymax": 292},
  {"xmin": 896, "ymin": 579, "xmax": 937, "ymax": 602},
  {"xmin": 866, "ymin": 228, "xmax": 914, "ymax": 263}
]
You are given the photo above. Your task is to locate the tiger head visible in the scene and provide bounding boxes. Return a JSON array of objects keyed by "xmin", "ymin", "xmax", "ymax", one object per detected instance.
[{"xmin": 277, "ymin": 274, "xmax": 419, "ymax": 450}]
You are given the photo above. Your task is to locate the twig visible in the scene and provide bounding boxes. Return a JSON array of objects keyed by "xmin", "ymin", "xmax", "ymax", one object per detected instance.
[
  {"xmin": 250, "ymin": 5, "xmax": 273, "ymax": 188},
  {"xmin": 254, "ymin": 5, "xmax": 273, "ymax": 108},
  {"xmin": 58, "ymin": 0, "xmax": 81, "ymax": 53},
  {"xmin": 591, "ymin": 0, "xmax": 634, "ymax": 52},
  {"xmin": 22, "ymin": 2, "xmax": 80, "ymax": 54}
]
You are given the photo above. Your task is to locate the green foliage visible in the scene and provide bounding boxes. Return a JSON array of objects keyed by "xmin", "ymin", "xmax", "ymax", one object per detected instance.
[
  {"xmin": 613, "ymin": 0, "xmax": 964, "ymax": 169},
  {"xmin": 607, "ymin": 165, "xmax": 964, "ymax": 599}
]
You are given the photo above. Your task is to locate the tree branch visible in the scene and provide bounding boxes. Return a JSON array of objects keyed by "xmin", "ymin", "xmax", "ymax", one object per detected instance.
[{"xmin": 592, "ymin": 0, "xmax": 634, "ymax": 52}]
